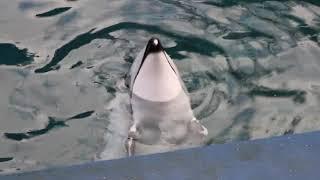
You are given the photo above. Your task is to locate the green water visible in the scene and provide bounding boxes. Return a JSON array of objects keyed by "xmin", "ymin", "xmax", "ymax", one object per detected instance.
[{"xmin": 0, "ymin": 0, "xmax": 320, "ymax": 174}]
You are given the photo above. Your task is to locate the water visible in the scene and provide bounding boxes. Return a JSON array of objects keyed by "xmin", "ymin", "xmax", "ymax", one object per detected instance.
[{"xmin": 0, "ymin": 0, "xmax": 320, "ymax": 174}]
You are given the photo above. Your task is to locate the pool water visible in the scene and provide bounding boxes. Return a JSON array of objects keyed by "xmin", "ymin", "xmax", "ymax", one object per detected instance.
[{"xmin": 1, "ymin": 0, "xmax": 320, "ymax": 174}]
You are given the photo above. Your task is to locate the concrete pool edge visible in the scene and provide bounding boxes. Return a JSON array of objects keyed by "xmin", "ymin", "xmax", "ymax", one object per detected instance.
[{"xmin": 2, "ymin": 131, "xmax": 320, "ymax": 180}]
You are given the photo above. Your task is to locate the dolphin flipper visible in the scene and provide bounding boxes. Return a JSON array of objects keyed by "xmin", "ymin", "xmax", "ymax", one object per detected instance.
[
  {"xmin": 190, "ymin": 117, "xmax": 208, "ymax": 136},
  {"xmin": 125, "ymin": 123, "xmax": 138, "ymax": 156},
  {"xmin": 125, "ymin": 137, "xmax": 135, "ymax": 157}
]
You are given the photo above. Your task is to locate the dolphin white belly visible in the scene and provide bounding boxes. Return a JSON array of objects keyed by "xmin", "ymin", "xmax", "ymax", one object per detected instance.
[
  {"xmin": 132, "ymin": 51, "xmax": 182, "ymax": 102},
  {"xmin": 126, "ymin": 38, "xmax": 208, "ymax": 156}
]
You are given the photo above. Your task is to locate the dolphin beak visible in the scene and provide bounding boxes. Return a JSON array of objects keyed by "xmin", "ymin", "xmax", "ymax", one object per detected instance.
[{"xmin": 142, "ymin": 37, "xmax": 164, "ymax": 61}]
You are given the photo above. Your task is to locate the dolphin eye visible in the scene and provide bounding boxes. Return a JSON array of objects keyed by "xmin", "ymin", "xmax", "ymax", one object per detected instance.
[{"xmin": 153, "ymin": 39, "xmax": 158, "ymax": 46}]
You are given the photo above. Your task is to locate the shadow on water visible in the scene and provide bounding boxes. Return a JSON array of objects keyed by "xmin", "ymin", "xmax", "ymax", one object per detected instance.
[
  {"xmin": 282, "ymin": 14, "xmax": 320, "ymax": 44},
  {"xmin": 0, "ymin": 157, "xmax": 13, "ymax": 163},
  {"xmin": 35, "ymin": 7, "xmax": 72, "ymax": 18},
  {"xmin": 202, "ymin": 0, "xmax": 320, "ymax": 7},
  {"xmin": 247, "ymin": 85, "xmax": 306, "ymax": 104},
  {"xmin": 283, "ymin": 115, "xmax": 302, "ymax": 135},
  {"xmin": 206, "ymin": 108, "xmax": 256, "ymax": 145},
  {"xmin": 222, "ymin": 31, "xmax": 272, "ymax": 40},
  {"xmin": 3, "ymin": 111, "xmax": 94, "ymax": 141},
  {"xmin": 67, "ymin": 110, "xmax": 95, "ymax": 120},
  {"xmin": 34, "ymin": 22, "xmax": 225, "ymax": 73},
  {"xmin": 204, "ymin": 0, "xmax": 320, "ymax": 45},
  {"xmin": 69, "ymin": 61, "xmax": 83, "ymax": 69},
  {"xmin": 0, "ymin": 43, "xmax": 34, "ymax": 66},
  {"xmin": 4, "ymin": 117, "xmax": 68, "ymax": 141}
]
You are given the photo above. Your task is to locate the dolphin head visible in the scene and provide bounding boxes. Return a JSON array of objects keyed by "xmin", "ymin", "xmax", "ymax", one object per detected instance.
[{"xmin": 132, "ymin": 38, "xmax": 182, "ymax": 102}]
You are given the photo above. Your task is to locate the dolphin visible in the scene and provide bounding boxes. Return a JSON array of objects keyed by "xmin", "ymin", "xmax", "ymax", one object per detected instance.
[{"xmin": 125, "ymin": 38, "xmax": 208, "ymax": 156}]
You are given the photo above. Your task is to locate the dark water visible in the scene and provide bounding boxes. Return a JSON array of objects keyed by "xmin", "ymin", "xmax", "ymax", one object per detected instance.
[{"xmin": 1, "ymin": 0, "xmax": 320, "ymax": 174}]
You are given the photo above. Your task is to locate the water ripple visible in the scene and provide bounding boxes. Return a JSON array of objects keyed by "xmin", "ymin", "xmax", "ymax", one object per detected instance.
[{"xmin": 35, "ymin": 7, "xmax": 72, "ymax": 18}]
